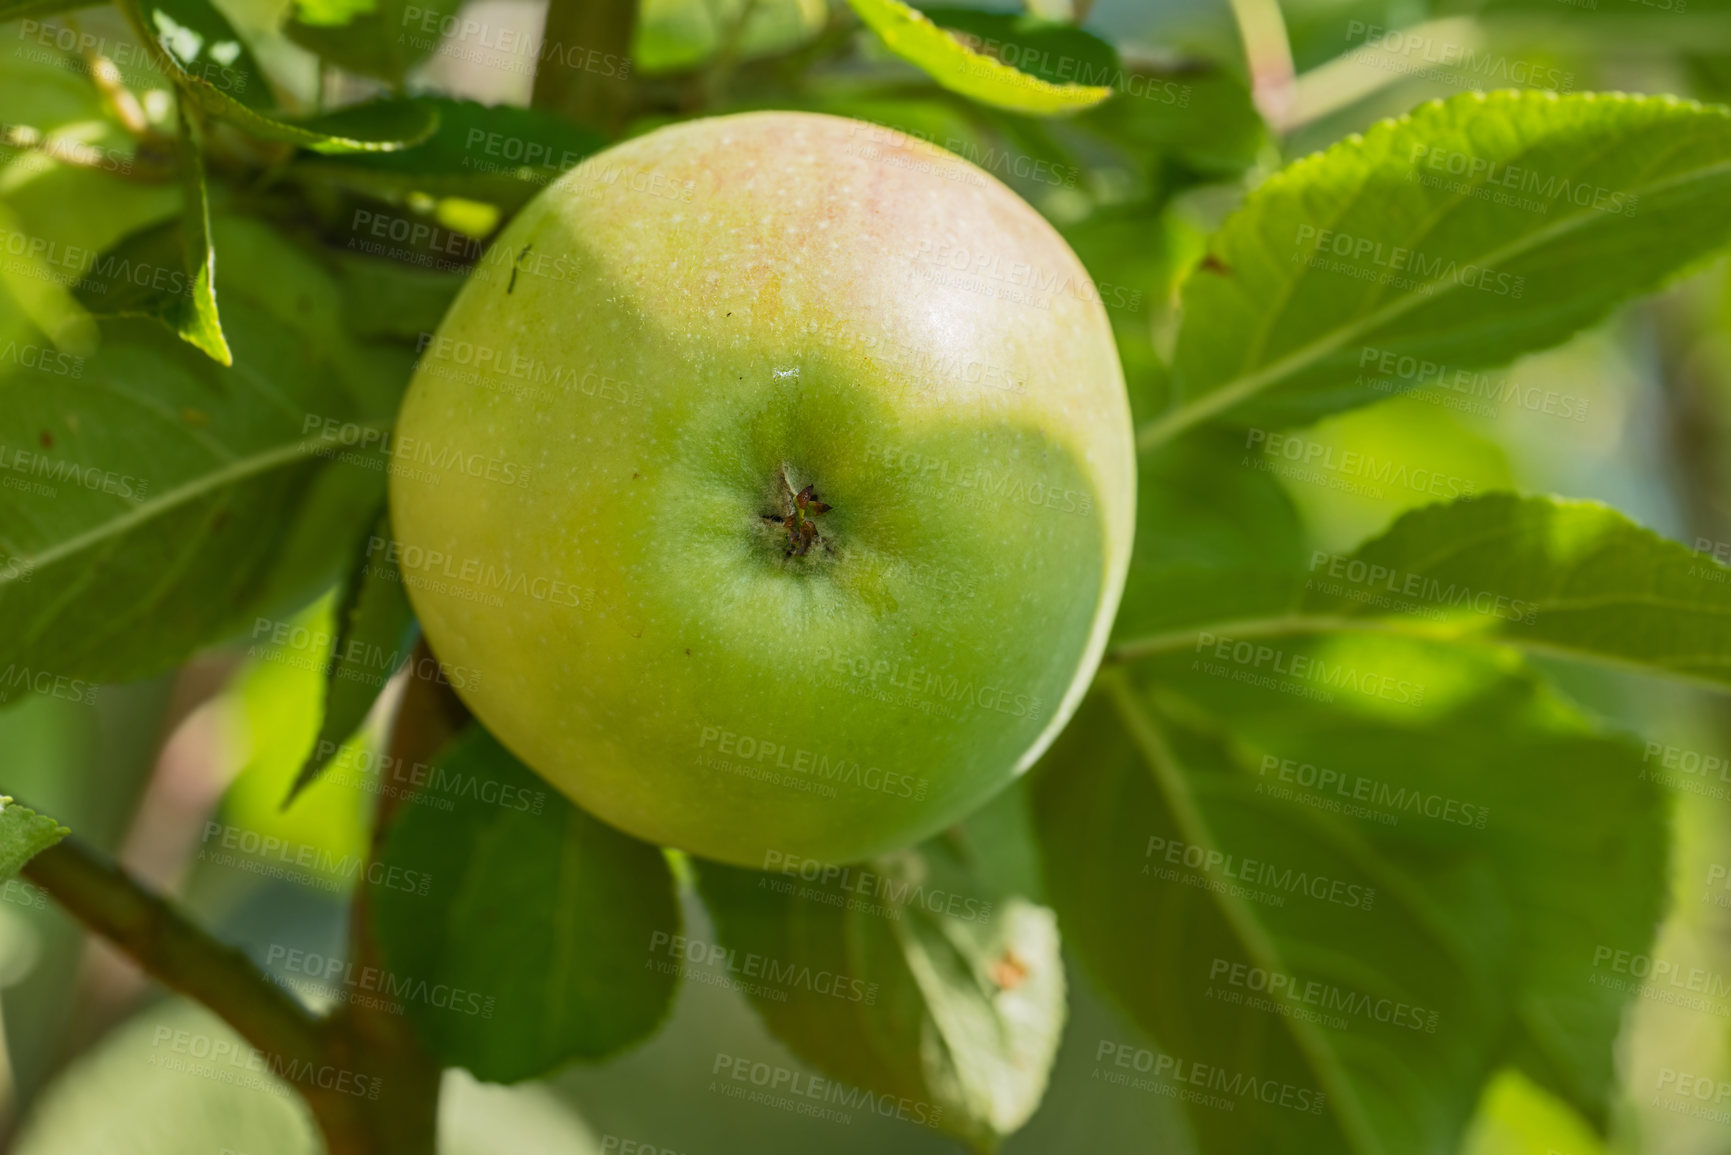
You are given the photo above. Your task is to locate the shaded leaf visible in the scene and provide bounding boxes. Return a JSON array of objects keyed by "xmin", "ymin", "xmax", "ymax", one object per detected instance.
[
  {"xmin": 0, "ymin": 215, "xmax": 413, "ymax": 700},
  {"xmin": 0, "ymin": 0, "xmax": 100, "ymax": 22},
  {"xmin": 298, "ymin": 98, "xmax": 602, "ymax": 208},
  {"xmin": 75, "ymin": 98, "xmax": 229, "ymax": 365},
  {"xmin": 1113, "ymin": 429, "xmax": 1308, "ymax": 644},
  {"xmin": 918, "ymin": 6, "xmax": 1119, "ymax": 88},
  {"xmin": 636, "ymin": 0, "xmax": 826, "ymax": 74},
  {"xmin": 372, "ymin": 726, "xmax": 680, "ymax": 1081},
  {"xmin": 696, "ymin": 838, "xmax": 1064, "ymax": 1150},
  {"xmin": 284, "ymin": 0, "xmax": 463, "ymax": 89},
  {"xmin": 1034, "ymin": 636, "xmax": 1666, "ymax": 1151},
  {"xmin": 285, "ymin": 508, "xmax": 416, "ymax": 804},
  {"xmin": 1118, "ymin": 494, "xmax": 1731, "ymax": 692},
  {"xmin": 328, "ymin": 252, "xmax": 466, "ymax": 341},
  {"xmin": 123, "ymin": 0, "xmax": 438, "ymax": 152}
]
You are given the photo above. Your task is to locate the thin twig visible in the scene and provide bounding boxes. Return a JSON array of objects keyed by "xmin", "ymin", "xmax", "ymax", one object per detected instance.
[{"xmin": 22, "ymin": 837, "xmax": 328, "ymax": 1065}]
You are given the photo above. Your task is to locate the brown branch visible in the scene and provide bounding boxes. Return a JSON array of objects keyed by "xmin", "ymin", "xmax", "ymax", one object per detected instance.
[
  {"xmin": 22, "ymin": 644, "xmax": 471, "ymax": 1155},
  {"xmin": 321, "ymin": 641, "xmax": 469, "ymax": 1155},
  {"xmin": 22, "ymin": 836, "xmax": 328, "ymax": 1066},
  {"xmin": 530, "ymin": 0, "xmax": 638, "ymax": 134}
]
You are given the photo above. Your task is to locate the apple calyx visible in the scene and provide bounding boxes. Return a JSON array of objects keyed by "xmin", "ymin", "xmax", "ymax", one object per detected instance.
[{"xmin": 761, "ymin": 466, "xmax": 833, "ymax": 559}]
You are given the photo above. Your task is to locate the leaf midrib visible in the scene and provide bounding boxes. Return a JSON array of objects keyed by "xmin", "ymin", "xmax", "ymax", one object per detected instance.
[
  {"xmin": 1138, "ymin": 139, "xmax": 1731, "ymax": 451},
  {"xmin": 0, "ymin": 423, "xmax": 390, "ymax": 591},
  {"xmin": 1101, "ymin": 669, "xmax": 1386, "ymax": 1155}
]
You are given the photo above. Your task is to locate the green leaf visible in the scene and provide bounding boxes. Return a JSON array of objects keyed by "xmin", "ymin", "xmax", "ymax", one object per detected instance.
[
  {"xmin": 917, "ymin": 6, "xmax": 1119, "ymax": 88},
  {"xmin": 284, "ymin": 0, "xmax": 463, "ymax": 88},
  {"xmin": 372, "ymin": 726, "xmax": 681, "ymax": 1082},
  {"xmin": 328, "ymin": 252, "xmax": 466, "ymax": 342},
  {"xmin": 0, "ymin": 215, "xmax": 413, "ymax": 701},
  {"xmin": 1145, "ymin": 90, "xmax": 1731, "ymax": 447},
  {"xmin": 1118, "ymin": 494, "xmax": 1731, "ymax": 692},
  {"xmin": 285, "ymin": 509, "xmax": 416, "ymax": 805},
  {"xmin": 249, "ymin": 99, "xmax": 442, "ymax": 155},
  {"xmin": 1112, "ymin": 430, "xmax": 1308, "ymax": 644},
  {"xmin": 0, "ymin": 0, "xmax": 101, "ymax": 21},
  {"xmin": 1033, "ymin": 638, "xmax": 1666, "ymax": 1152},
  {"xmin": 121, "ymin": 0, "xmax": 439, "ymax": 152},
  {"xmin": 695, "ymin": 838, "xmax": 1065, "ymax": 1151},
  {"xmin": 636, "ymin": 0, "xmax": 826, "ymax": 74},
  {"xmin": 1464, "ymin": 1069, "xmax": 1605, "ymax": 1155},
  {"xmin": 0, "ymin": 797, "xmax": 69, "ymax": 882},
  {"xmin": 75, "ymin": 100, "xmax": 229, "ymax": 366},
  {"xmin": 297, "ymin": 99, "xmax": 602, "ymax": 208},
  {"xmin": 845, "ymin": 0, "xmax": 1113, "ymax": 116},
  {"xmin": 1076, "ymin": 64, "xmax": 1266, "ymax": 180}
]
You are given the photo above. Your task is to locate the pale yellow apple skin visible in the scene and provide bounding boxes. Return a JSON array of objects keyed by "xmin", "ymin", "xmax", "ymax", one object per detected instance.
[{"xmin": 389, "ymin": 111, "xmax": 1134, "ymax": 866}]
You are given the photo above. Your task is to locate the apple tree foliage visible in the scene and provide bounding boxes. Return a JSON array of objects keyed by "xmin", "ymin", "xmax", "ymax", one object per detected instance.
[{"xmin": 2, "ymin": 0, "xmax": 1730, "ymax": 1152}]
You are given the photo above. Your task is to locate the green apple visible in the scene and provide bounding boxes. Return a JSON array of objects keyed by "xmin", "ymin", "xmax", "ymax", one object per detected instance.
[{"xmin": 388, "ymin": 111, "xmax": 1134, "ymax": 866}]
